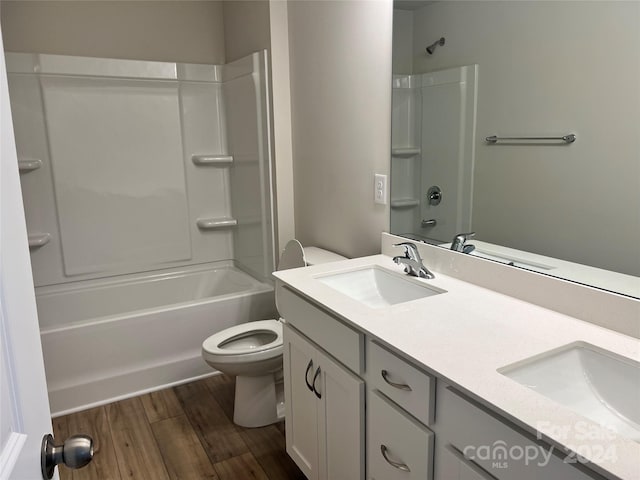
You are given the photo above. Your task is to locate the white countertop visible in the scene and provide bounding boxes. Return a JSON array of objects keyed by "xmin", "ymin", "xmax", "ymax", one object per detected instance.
[{"xmin": 273, "ymin": 254, "xmax": 640, "ymax": 480}]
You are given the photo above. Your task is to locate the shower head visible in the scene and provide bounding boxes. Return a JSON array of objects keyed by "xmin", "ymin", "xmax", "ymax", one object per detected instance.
[{"xmin": 426, "ymin": 37, "xmax": 445, "ymax": 55}]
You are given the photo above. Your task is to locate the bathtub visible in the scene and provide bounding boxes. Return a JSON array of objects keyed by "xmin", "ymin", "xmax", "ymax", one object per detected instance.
[{"xmin": 37, "ymin": 261, "xmax": 277, "ymax": 416}]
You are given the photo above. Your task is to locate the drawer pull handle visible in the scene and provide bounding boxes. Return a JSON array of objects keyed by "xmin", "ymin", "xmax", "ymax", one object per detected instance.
[
  {"xmin": 312, "ymin": 367, "xmax": 322, "ymax": 399},
  {"xmin": 305, "ymin": 360, "xmax": 314, "ymax": 392},
  {"xmin": 381, "ymin": 370, "xmax": 412, "ymax": 391},
  {"xmin": 380, "ymin": 444, "xmax": 410, "ymax": 472}
]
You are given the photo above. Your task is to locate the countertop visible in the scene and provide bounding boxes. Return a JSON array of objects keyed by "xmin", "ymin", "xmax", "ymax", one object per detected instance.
[{"xmin": 273, "ymin": 254, "xmax": 640, "ymax": 480}]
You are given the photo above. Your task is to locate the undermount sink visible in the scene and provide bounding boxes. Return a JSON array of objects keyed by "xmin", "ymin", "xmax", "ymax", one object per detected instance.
[
  {"xmin": 316, "ymin": 266, "xmax": 444, "ymax": 308},
  {"xmin": 500, "ymin": 343, "xmax": 640, "ymax": 442}
]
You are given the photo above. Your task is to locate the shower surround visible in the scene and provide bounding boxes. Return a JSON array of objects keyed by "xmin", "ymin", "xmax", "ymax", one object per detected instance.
[{"xmin": 7, "ymin": 51, "xmax": 277, "ymax": 415}]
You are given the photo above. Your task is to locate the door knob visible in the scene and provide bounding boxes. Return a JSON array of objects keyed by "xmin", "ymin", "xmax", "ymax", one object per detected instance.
[{"xmin": 41, "ymin": 433, "xmax": 94, "ymax": 479}]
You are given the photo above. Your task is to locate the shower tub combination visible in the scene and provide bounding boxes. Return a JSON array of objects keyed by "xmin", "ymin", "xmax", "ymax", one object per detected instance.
[
  {"xmin": 38, "ymin": 262, "xmax": 276, "ymax": 416},
  {"xmin": 7, "ymin": 51, "xmax": 277, "ymax": 415}
]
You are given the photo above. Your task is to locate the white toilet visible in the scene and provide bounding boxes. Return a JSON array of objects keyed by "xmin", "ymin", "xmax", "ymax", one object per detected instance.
[{"xmin": 201, "ymin": 240, "xmax": 346, "ymax": 428}]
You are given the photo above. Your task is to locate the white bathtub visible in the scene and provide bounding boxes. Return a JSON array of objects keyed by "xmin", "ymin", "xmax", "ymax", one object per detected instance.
[{"xmin": 37, "ymin": 262, "xmax": 277, "ymax": 416}]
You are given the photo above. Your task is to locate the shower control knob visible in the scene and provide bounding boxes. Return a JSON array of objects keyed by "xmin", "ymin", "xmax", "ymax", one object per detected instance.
[
  {"xmin": 427, "ymin": 185, "xmax": 442, "ymax": 206},
  {"xmin": 41, "ymin": 433, "xmax": 94, "ymax": 479}
]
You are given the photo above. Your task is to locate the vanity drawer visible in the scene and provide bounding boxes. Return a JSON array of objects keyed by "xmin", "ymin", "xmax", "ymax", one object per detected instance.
[
  {"xmin": 278, "ymin": 286, "xmax": 364, "ymax": 374},
  {"xmin": 436, "ymin": 385, "xmax": 601, "ymax": 480},
  {"xmin": 368, "ymin": 340, "xmax": 435, "ymax": 425},
  {"xmin": 368, "ymin": 390, "xmax": 434, "ymax": 480}
]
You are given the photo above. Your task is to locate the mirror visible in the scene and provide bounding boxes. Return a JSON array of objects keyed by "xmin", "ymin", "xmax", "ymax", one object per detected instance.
[{"xmin": 390, "ymin": 1, "xmax": 639, "ymax": 298}]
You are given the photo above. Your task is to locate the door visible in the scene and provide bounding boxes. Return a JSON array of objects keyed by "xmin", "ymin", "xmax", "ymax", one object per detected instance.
[{"xmin": 0, "ymin": 30, "xmax": 56, "ymax": 479}]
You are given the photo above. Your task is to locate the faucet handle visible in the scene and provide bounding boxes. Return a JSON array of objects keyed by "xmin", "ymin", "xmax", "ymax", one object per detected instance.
[
  {"xmin": 393, "ymin": 242, "xmax": 422, "ymax": 261},
  {"xmin": 456, "ymin": 232, "xmax": 476, "ymax": 241}
]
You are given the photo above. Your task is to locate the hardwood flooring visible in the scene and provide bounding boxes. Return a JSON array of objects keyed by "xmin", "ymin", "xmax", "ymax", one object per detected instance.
[{"xmin": 53, "ymin": 375, "xmax": 305, "ymax": 480}]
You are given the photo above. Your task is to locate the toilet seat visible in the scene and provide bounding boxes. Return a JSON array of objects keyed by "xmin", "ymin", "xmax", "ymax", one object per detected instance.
[{"xmin": 202, "ymin": 319, "xmax": 283, "ymax": 363}]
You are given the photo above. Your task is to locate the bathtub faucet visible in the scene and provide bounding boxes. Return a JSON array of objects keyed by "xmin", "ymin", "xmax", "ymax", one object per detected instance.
[{"xmin": 392, "ymin": 242, "xmax": 435, "ymax": 279}]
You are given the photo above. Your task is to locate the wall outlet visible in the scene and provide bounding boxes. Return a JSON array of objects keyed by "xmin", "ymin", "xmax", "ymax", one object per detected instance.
[{"xmin": 374, "ymin": 173, "xmax": 387, "ymax": 205}]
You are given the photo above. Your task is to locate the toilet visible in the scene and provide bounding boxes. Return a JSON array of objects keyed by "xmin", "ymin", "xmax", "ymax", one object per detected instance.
[{"xmin": 201, "ymin": 240, "xmax": 346, "ymax": 428}]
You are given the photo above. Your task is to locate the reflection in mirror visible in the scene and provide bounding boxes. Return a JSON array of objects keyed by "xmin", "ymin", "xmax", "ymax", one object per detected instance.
[{"xmin": 390, "ymin": 1, "xmax": 640, "ymax": 298}]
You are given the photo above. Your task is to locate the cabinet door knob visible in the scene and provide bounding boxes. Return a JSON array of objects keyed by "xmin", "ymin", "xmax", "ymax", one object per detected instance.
[
  {"xmin": 380, "ymin": 444, "xmax": 410, "ymax": 472},
  {"xmin": 312, "ymin": 366, "xmax": 322, "ymax": 399},
  {"xmin": 381, "ymin": 370, "xmax": 412, "ymax": 391},
  {"xmin": 305, "ymin": 359, "xmax": 314, "ymax": 392}
]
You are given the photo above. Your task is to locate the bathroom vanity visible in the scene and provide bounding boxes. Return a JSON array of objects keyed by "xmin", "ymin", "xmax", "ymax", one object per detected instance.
[{"xmin": 274, "ymin": 235, "xmax": 640, "ymax": 480}]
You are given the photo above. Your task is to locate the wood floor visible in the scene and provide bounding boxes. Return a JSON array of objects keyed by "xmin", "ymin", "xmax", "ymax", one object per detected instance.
[{"xmin": 53, "ymin": 375, "xmax": 305, "ymax": 480}]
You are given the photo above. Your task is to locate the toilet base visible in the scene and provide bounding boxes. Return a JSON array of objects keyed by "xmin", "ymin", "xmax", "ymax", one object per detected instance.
[{"xmin": 233, "ymin": 373, "xmax": 285, "ymax": 428}]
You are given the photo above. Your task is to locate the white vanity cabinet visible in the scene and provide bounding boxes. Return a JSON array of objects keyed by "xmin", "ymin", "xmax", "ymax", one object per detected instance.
[
  {"xmin": 280, "ymin": 287, "xmax": 365, "ymax": 480},
  {"xmin": 276, "ymin": 280, "xmax": 613, "ymax": 480}
]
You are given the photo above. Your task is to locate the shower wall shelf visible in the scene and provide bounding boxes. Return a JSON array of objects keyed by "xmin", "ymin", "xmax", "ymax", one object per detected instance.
[
  {"xmin": 28, "ymin": 233, "xmax": 51, "ymax": 248},
  {"xmin": 191, "ymin": 154, "xmax": 234, "ymax": 166},
  {"xmin": 391, "ymin": 147, "xmax": 421, "ymax": 156},
  {"xmin": 196, "ymin": 217, "xmax": 238, "ymax": 230},
  {"xmin": 390, "ymin": 198, "xmax": 420, "ymax": 208},
  {"xmin": 485, "ymin": 134, "xmax": 576, "ymax": 144},
  {"xmin": 19, "ymin": 158, "xmax": 43, "ymax": 172}
]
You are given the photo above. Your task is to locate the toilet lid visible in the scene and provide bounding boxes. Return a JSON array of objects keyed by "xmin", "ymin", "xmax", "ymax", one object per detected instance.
[
  {"xmin": 277, "ymin": 239, "xmax": 306, "ymax": 271},
  {"xmin": 202, "ymin": 319, "xmax": 282, "ymax": 356}
]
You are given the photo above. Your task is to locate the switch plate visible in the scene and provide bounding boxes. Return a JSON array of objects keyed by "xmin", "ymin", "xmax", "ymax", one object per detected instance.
[{"xmin": 374, "ymin": 174, "xmax": 387, "ymax": 205}]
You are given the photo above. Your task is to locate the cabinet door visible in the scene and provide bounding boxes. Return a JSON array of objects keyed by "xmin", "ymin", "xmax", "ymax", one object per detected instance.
[
  {"xmin": 284, "ymin": 324, "xmax": 320, "ymax": 480},
  {"xmin": 317, "ymin": 345, "xmax": 365, "ymax": 480}
]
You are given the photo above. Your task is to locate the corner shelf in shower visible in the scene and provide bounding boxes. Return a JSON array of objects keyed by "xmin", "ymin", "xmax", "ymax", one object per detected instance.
[
  {"xmin": 390, "ymin": 198, "xmax": 420, "ymax": 208},
  {"xmin": 391, "ymin": 147, "xmax": 421, "ymax": 157},
  {"xmin": 191, "ymin": 154, "xmax": 234, "ymax": 166},
  {"xmin": 196, "ymin": 217, "xmax": 238, "ymax": 230},
  {"xmin": 28, "ymin": 233, "xmax": 51, "ymax": 249},
  {"xmin": 19, "ymin": 158, "xmax": 43, "ymax": 172}
]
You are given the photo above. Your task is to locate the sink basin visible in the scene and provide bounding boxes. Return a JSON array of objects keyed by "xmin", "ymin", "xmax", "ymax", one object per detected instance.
[
  {"xmin": 500, "ymin": 343, "xmax": 640, "ymax": 442},
  {"xmin": 316, "ymin": 266, "xmax": 444, "ymax": 308}
]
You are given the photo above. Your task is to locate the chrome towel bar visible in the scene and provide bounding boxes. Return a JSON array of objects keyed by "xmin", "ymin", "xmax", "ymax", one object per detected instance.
[{"xmin": 485, "ymin": 134, "xmax": 576, "ymax": 144}]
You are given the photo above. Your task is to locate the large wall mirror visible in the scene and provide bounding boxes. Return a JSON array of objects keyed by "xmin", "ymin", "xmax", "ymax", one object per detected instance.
[{"xmin": 390, "ymin": 0, "xmax": 639, "ymax": 298}]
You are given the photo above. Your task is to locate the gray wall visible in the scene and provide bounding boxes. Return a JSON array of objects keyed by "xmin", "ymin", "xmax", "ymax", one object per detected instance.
[
  {"xmin": 0, "ymin": 1, "xmax": 226, "ymax": 64},
  {"xmin": 392, "ymin": 8, "xmax": 413, "ymax": 75},
  {"xmin": 408, "ymin": 1, "xmax": 639, "ymax": 275},
  {"xmin": 287, "ymin": 0, "xmax": 393, "ymax": 258}
]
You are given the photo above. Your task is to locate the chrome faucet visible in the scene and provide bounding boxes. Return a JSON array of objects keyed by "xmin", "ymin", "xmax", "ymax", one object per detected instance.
[
  {"xmin": 392, "ymin": 242, "xmax": 435, "ymax": 279},
  {"xmin": 450, "ymin": 232, "xmax": 476, "ymax": 254}
]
